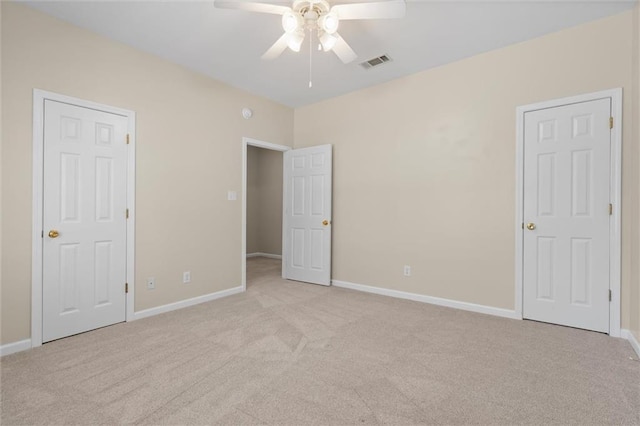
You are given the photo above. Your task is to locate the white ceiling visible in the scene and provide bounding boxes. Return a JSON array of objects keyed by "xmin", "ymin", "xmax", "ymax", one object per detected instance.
[{"xmin": 24, "ymin": 0, "xmax": 635, "ymax": 107}]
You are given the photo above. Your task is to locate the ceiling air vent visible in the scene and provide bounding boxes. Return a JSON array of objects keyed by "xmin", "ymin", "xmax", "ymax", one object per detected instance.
[{"xmin": 360, "ymin": 54, "xmax": 391, "ymax": 70}]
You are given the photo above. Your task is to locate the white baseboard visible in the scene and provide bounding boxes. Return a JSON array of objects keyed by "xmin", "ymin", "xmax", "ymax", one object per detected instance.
[
  {"xmin": 6, "ymin": 282, "xmax": 633, "ymax": 357},
  {"xmin": 332, "ymin": 280, "xmax": 520, "ymax": 320},
  {"xmin": 246, "ymin": 252, "xmax": 282, "ymax": 260},
  {"xmin": 0, "ymin": 339, "xmax": 32, "ymax": 357},
  {"xmin": 133, "ymin": 286, "xmax": 244, "ymax": 321},
  {"xmin": 621, "ymin": 329, "xmax": 640, "ymax": 358},
  {"xmin": 1, "ymin": 287, "xmax": 245, "ymax": 356}
]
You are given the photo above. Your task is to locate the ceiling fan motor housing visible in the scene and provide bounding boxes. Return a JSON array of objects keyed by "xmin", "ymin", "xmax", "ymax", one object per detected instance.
[
  {"xmin": 289, "ymin": 0, "xmax": 339, "ymax": 37},
  {"xmin": 293, "ymin": 0, "xmax": 331, "ymax": 15}
]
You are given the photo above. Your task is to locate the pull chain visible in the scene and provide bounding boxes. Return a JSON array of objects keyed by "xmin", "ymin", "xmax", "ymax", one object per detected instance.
[{"xmin": 309, "ymin": 27, "xmax": 313, "ymax": 89}]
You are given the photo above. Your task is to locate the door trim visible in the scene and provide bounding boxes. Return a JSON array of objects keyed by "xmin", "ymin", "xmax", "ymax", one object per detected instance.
[
  {"xmin": 31, "ymin": 89, "xmax": 136, "ymax": 347},
  {"xmin": 241, "ymin": 137, "xmax": 291, "ymax": 291},
  {"xmin": 515, "ymin": 88, "xmax": 622, "ymax": 337}
]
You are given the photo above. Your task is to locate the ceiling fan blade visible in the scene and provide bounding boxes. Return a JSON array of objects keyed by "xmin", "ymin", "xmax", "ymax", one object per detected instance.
[
  {"xmin": 261, "ymin": 33, "xmax": 290, "ymax": 60},
  {"xmin": 332, "ymin": 34, "xmax": 357, "ymax": 64},
  {"xmin": 331, "ymin": 0, "xmax": 406, "ymax": 20},
  {"xmin": 214, "ymin": 1, "xmax": 291, "ymax": 15}
]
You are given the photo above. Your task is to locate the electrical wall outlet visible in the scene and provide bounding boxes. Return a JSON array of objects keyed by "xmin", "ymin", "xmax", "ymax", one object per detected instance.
[
  {"xmin": 147, "ymin": 277, "xmax": 156, "ymax": 290},
  {"xmin": 183, "ymin": 271, "xmax": 191, "ymax": 284},
  {"xmin": 403, "ymin": 265, "xmax": 411, "ymax": 277}
]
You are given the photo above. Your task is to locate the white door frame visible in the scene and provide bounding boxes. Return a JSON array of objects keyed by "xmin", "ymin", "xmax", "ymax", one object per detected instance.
[
  {"xmin": 515, "ymin": 88, "xmax": 622, "ymax": 337},
  {"xmin": 31, "ymin": 89, "xmax": 136, "ymax": 347},
  {"xmin": 241, "ymin": 137, "xmax": 291, "ymax": 290}
]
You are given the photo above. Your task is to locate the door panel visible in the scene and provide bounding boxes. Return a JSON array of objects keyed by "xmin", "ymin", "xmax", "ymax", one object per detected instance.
[
  {"xmin": 535, "ymin": 237, "xmax": 555, "ymax": 301},
  {"xmin": 60, "ymin": 153, "xmax": 81, "ymax": 222},
  {"xmin": 59, "ymin": 243, "xmax": 80, "ymax": 314},
  {"xmin": 523, "ymin": 98, "xmax": 610, "ymax": 333},
  {"xmin": 94, "ymin": 240, "xmax": 115, "ymax": 307},
  {"xmin": 43, "ymin": 100, "xmax": 128, "ymax": 342},
  {"xmin": 537, "ymin": 153, "xmax": 556, "ymax": 216},
  {"xmin": 570, "ymin": 238, "xmax": 591, "ymax": 305},
  {"xmin": 283, "ymin": 145, "xmax": 332, "ymax": 285},
  {"xmin": 95, "ymin": 157, "xmax": 114, "ymax": 221}
]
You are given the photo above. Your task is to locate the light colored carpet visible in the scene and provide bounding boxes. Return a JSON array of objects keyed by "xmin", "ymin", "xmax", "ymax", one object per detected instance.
[{"xmin": 1, "ymin": 257, "xmax": 639, "ymax": 425}]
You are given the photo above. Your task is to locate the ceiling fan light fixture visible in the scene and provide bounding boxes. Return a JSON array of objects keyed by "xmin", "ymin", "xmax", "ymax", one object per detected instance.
[
  {"xmin": 282, "ymin": 11, "xmax": 302, "ymax": 33},
  {"xmin": 319, "ymin": 31, "xmax": 338, "ymax": 52},
  {"xmin": 216, "ymin": 0, "xmax": 406, "ymax": 65},
  {"xmin": 319, "ymin": 12, "xmax": 339, "ymax": 34},
  {"xmin": 287, "ymin": 29, "xmax": 305, "ymax": 52}
]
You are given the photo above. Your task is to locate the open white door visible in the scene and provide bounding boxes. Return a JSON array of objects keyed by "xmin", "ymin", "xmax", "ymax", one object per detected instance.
[{"xmin": 283, "ymin": 145, "xmax": 332, "ymax": 286}]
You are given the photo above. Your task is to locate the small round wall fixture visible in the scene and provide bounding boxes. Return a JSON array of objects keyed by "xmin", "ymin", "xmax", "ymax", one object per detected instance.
[{"xmin": 242, "ymin": 108, "xmax": 253, "ymax": 119}]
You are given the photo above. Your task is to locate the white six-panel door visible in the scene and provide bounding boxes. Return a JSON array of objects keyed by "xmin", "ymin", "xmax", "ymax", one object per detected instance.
[
  {"xmin": 42, "ymin": 100, "xmax": 128, "ymax": 342},
  {"xmin": 522, "ymin": 98, "xmax": 611, "ymax": 333},
  {"xmin": 283, "ymin": 145, "xmax": 332, "ymax": 286}
]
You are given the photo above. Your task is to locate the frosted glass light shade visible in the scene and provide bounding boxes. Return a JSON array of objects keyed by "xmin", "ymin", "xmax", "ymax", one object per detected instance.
[
  {"xmin": 282, "ymin": 11, "xmax": 301, "ymax": 33},
  {"xmin": 319, "ymin": 32, "xmax": 338, "ymax": 51},
  {"xmin": 319, "ymin": 13, "xmax": 339, "ymax": 34},
  {"xmin": 287, "ymin": 30, "xmax": 305, "ymax": 52}
]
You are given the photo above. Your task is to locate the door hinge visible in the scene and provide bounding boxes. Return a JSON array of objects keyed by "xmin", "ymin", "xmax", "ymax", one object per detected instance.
[
  {"xmin": 125, "ymin": 283, "xmax": 129, "ymax": 294},
  {"xmin": 609, "ymin": 289, "xmax": 612, "ymax": 302},
  {"xmin": 126, "ymin": 208, "xmax": 129, "ymax": 219},
  {"xmin": 609, "ymin": 204, "xmax": 613, "ymax": 215},
  {"xmin": 609, "ymin": 117, "xmax": 613, "ymax": 129},
  {"xmin": 126, "ymin": 134, "xmax": 130, "ymax": 145}
]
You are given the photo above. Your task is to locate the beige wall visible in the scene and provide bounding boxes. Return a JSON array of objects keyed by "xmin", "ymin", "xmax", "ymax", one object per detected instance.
[
  {"xmin": 631, "ymin": 2, "xmax": 640, "ymax": 342},
  {"xmin": 247, "ymin": 146, "xmax": 283, "ymax": 256},
  {"xmin": 294, "ymin": 11, "xmax": 638, "ymax": 330},
  {"xmin": 0, "ymin": 3, "xmax": 293, "ymax": 345}
]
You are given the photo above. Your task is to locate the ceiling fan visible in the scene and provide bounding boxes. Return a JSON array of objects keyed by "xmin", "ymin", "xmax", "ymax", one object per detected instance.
[{"xmin": 214, "ymin": 0, "xmax": 406, "ymax": 64}]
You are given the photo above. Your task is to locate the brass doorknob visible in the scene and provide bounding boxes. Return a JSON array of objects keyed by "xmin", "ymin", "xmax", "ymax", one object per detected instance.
[
  {"xmin": 48, "ymin": 230, "xmax": 60, "ymax": 238},
  {"xmin": 526, "ymin": 223, "xmax": 536, "ymax": 231},
  {"xmin": 322, "ymin": 220, "xmax": 330, "ymax": 226}
]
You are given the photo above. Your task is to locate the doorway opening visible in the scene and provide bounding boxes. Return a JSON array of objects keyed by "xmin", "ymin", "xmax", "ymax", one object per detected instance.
[
  {"xmin": 241, "ymin": 138, "xmax": 333, "ymax": 290},
  {"xmin": 241, "ymin": 138, "xmax": 290, "ymax": 290},
  {"xmin": 245, "ymin": 142, "xmax": 286, "ymax": 289}
]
